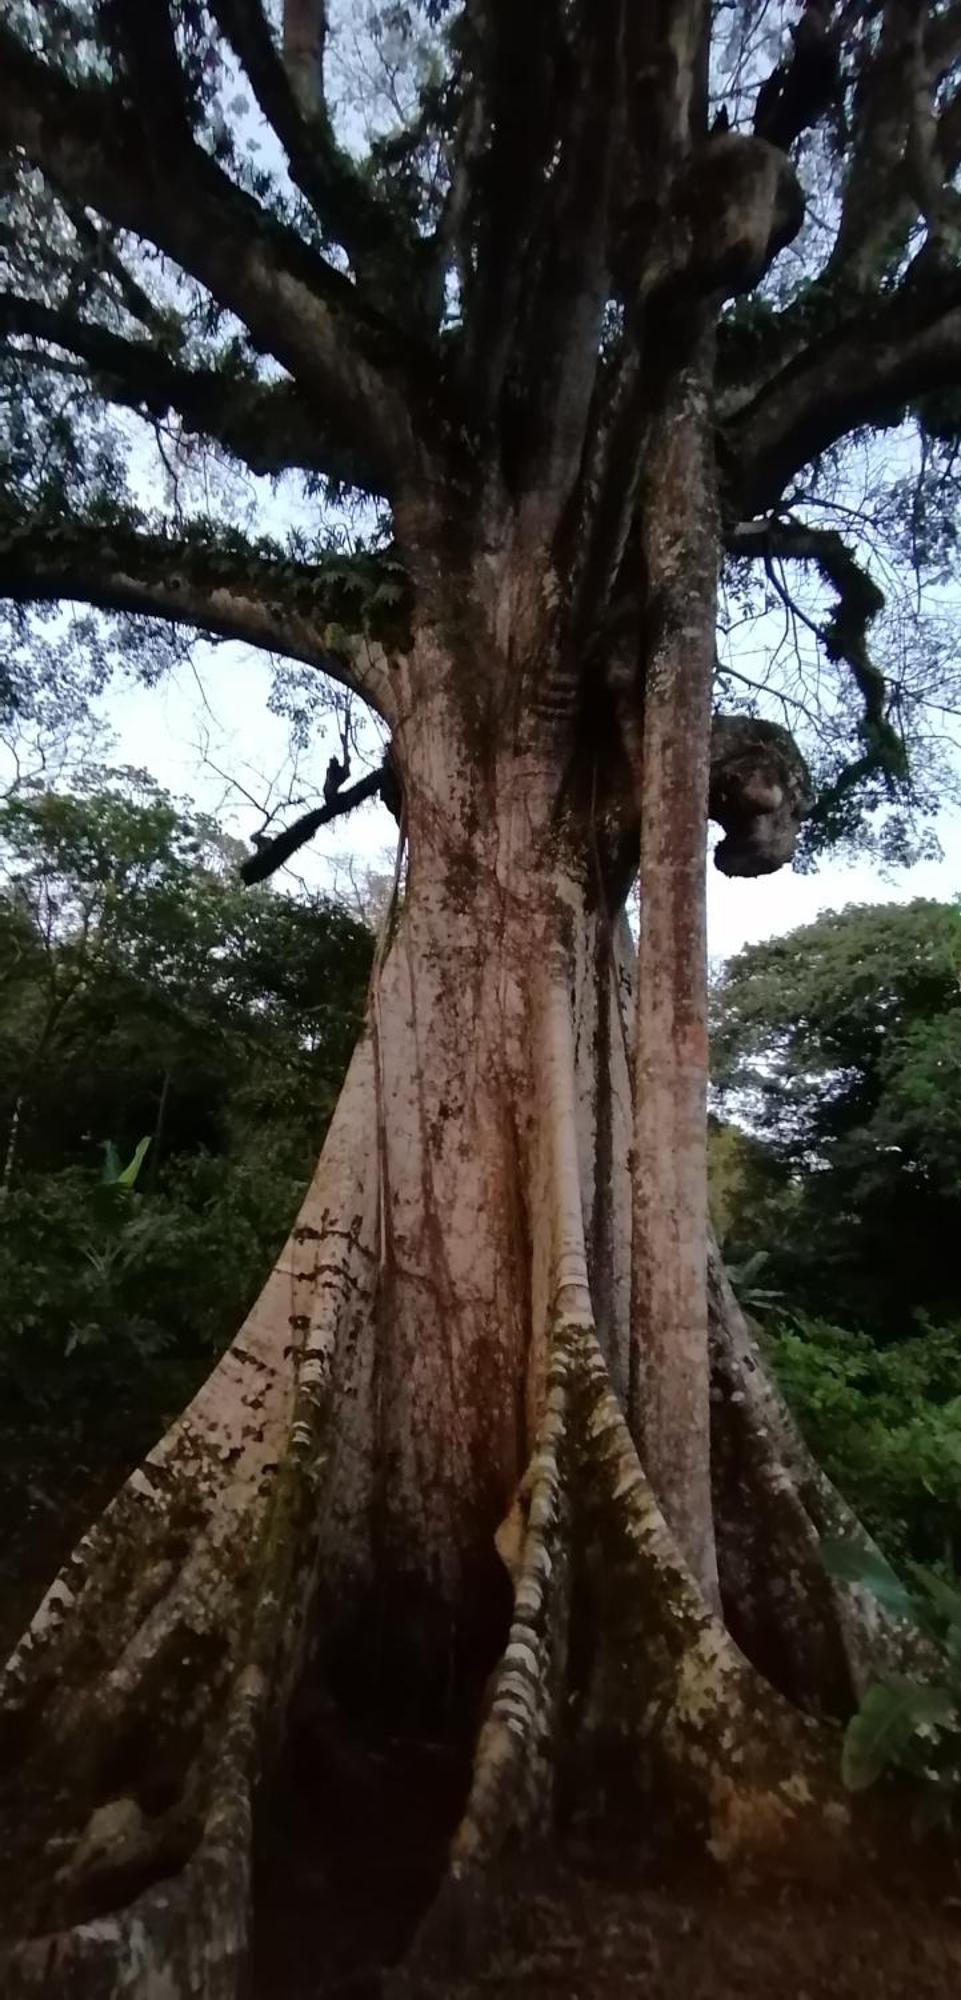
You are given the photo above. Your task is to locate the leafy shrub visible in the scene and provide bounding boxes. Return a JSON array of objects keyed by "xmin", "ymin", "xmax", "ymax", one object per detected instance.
[
  {"xmin": 766, "ymin": 1314, "xmax": 961, "ymax": 1572},
  {"xmin": 824, "ymin": 1539, "xmax": 961, "ymax": 1826}
]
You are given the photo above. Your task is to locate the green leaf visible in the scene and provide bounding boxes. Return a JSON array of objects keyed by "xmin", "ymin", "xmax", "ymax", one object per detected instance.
[
  {"xmin": 821, "ymin": 1537, "xmax": 916, "ymax": 1621},
  {"xmin": 730, "ymin": 1250, "xmax": 770, "ymax": 1286},
  {"xmin": 114, "ymin": 1135, "xmax": 151, "ymax": 1190},
  {"xmin": 842, "ymin": 1679, "xmax": 956, "ymax": 1792}
]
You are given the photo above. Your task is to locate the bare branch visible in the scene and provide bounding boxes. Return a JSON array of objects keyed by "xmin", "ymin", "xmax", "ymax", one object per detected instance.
[
  {"xmin": 239, "ymin": 764, "xmax": 387, "ymax": 883},
  {"xmin": 60, "ymin": 205, "xmax": 170, "ymax": 335}
]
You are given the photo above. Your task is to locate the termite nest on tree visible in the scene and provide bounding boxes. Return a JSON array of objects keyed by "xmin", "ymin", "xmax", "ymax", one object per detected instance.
[
  {"xmin": 567, "ymin": 694, "xmax": 812, "ymax": 903},
  {"xmin": 709, "ymin": 715, "xmax": 812, "ymax": 877},
  {"xmin": 679, "ymin": 134, "xmax": 805, "ymax": 299}
]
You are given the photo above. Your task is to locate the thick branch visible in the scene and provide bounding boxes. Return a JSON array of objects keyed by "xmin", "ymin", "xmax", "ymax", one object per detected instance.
[
  {"xmin": 722, "ymin": 276, "xmax": 961, "ymax": 513},
  {"xmin": 210, "ymin": 0, "xmax": 417, "ymax": 296},
  {"xmin": 506, "ymin": 0, "xmax": 623, "ymax": 507},
  {"xmin": 0, "ymin": 27, "xmax": 427, "ymax": 494},
  {"xmin": 103, "ymin": 0, "xmax": 197, "ymax": 157},
  {"xmin": 0, "ymin": 294, "xmax": 366, "ymax": 486},
  {"xmin": 0, "ymin": 508, "xmax": 396, "ymax": 717},
  {"xmin": 282, "ymin": 0, "xmax": 326, "ymax": 116},
  {"xmin": 753, "ymin": 0, "xmax": 840, "ymax": 154},
  {"xmin": 826, "ymin": 0, "xmax": 961, "ymax": 292},
  {"xmin": 460, "ymin": 0, "xmax": 566, "ymax": 422}
]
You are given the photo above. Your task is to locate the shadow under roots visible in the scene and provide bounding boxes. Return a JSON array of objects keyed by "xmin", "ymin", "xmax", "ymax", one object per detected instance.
[{"xmin": 252, "ymin": 1564, "xmax": 513, "ymax": 1998}]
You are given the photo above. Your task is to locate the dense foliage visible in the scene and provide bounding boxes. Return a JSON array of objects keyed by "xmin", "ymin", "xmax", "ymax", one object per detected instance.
[
  {"xmin": 768, "ymin": 1313, "xmax": 961, "ymax": 1572},
  {"xmin": 712, "ymin": 899, "xmax": 961, "ymax": 1329},
  {"xmin": 0, "ymin": 775, "xmax": 371, "ymax": 1633},
  {"xmin": 711, "ymin": 898, "xmax": 961, "ymax": 1576}
]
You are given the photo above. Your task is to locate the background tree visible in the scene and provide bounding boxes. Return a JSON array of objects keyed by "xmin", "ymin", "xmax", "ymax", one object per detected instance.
[
  {"xmin": 5, "ymin": 1, "xmax": 961, "ymax": 1990},
  {"xmin": 712, "ymin": 898, "xmax": 961, "ymax": 1329},
  {"xmin": 0, "ymin": 774, "xmax": 371, "ymax": 1649},
  {"xmin": 711, "ymin": 899, "xmax": 961, "ymax": 1585},
  {"xmin": 766, "ymin": 1314, "xmax": 961, "ymax": 1575}
]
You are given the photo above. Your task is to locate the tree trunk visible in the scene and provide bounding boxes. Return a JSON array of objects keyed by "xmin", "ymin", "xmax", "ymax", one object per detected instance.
[
  {"xmin": 0, "ymin": 638, "xmax": 894, "ymax": 1995},
  {"xmin": 630, "ymin": 316, "xmax": 719, "ymax": 1603},
  {"xmin": 0, "ymin": 1092, "xmax": 22, "ymax": 1199}
]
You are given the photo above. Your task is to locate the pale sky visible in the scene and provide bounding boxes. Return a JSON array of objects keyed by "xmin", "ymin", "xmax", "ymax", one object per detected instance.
[{"xmin": 100, "ymin": 636, "xmax": 961, "ymax": 966}]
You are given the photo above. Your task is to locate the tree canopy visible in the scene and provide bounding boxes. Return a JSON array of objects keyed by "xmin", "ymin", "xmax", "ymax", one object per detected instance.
[{"xmin": 3, "ymin": 1, "xmax": 961, "ymax": 847}]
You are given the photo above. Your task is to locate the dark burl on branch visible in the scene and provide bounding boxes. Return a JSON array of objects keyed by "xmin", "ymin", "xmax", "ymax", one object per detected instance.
[
  {"xmin": 680, "ymin": 134, "xmax": 804, "ymax": 299},
  {"xmin": 709, "ymin": 714, "xmax": 812, "ymax": 876}
]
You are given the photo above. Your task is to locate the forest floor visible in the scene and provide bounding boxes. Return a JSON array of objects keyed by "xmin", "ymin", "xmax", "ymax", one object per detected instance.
[
  {"xmin": 430, "ymin": 1872, "xmax": 961, "ymax": 1998},
  {"xmin": 251, "ymin": 1703, "xmax": 961, "ymax": 2000}
]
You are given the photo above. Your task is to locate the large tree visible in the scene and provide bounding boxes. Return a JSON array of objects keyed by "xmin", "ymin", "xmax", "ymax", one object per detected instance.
[{"xmin": 2, "ymin": 1, "xmax": 961, "ymax": 1990}]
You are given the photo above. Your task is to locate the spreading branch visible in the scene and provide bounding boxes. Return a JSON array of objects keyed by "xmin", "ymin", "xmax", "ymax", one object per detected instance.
[
  {"xmin": 0, "ymin": 506, "xmax": 397, "ymax": 718},
  {"xmin": 727, "ymin": 515, "xmax": 907, "ymax": 789},
  {"xmin": 721, "ymin": 273, "xmax": 961, "ymax": 513},
  {"xmin": 0, "ymin": 24, "xmax": 430, "ymax": 496},
  {"xmin": 0, "ymin": 293, "xmax": 366, "ymax": 486}
]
